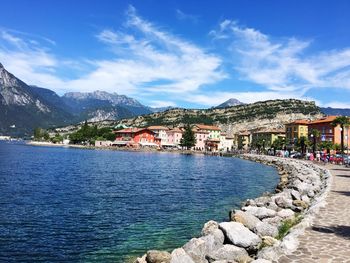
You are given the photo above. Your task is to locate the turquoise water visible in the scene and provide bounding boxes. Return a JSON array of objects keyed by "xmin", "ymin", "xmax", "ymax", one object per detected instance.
[{"xmin": 0, "ymin": 142, "xmax": 278, "ymax": 262}]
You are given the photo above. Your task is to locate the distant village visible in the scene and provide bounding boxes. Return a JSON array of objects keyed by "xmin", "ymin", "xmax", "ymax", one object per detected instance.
[{"xmin": 91, "ymin": 115, "xmax": 350, "ymax": 153}]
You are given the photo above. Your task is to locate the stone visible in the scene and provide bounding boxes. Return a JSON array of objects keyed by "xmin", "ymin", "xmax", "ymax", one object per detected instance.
[
  {"xmin": 262, "ymin": 216, "xmax": 283, "ymax": 228},
  {"xmin": 183, "ymin": 238, "xmax": 207, "ymax": 263},
  {"xmin": 255, "ymin": 222, "xmax": 278, "ymax": 237},
  {"xmin": 261, "ymin": 236, "xmax": 279, "ymax": 247},
  {"xmin": 265, "ymin": 201, "xmax": 279, "ymax": 211},
  {"xmin": 307, "ymin": 190, "xmax": 315, "ymax": 198},
  {"xmin": 242, "ymin": 206, "xmax": 276, "ymax": 219},
  {"xmin": 202, "ymin": 229, "xmax": 225, "ymax": 252},
  {"xmin": 301, "ymin": 194, "xmax": 310, "ymax": 204},
  {"xmin": 292, "ymin": 200, "xmax": 308, "ymax": 209},
  {"xmin": 170, "ymin": 248, "xmax": 195, "ymax": 263},
  {"xmin": 291, "ymin": 190, "xmax": 301, "ymax": 200},
  {"xmin": 182, "ymin": 230, "xmax": 224, "ymax": 263},
  {"xmin": 219, "ymin": 222, "xmax": 261, "ymax": 249},
  {"xmin": 253, "ymin": 196, "xmax": 272, "ymax": 207},
  {"xmin": 202, "ymin": 220, "xmax": 219, "ymax": 236},
  {"xmin": 231, "ymin": 210, "xmax": 260, "ymax": 231},
  {"xmin": 146, "ymin": 250, "xmax": 171, "ymax": 263},
  {"xmin": 135, "ymin": 254, "xmax": 147, "ymax": 263},
  {"xmin": 251, "ymin": 259, "xmax": 272, "ymax": 263},
  {"xmin": 273, "ymin": 192, "xmax": 293, "ymax": 208},
  {"xmin": 277, "ymin": 209, "xmax": 295, "ymax": 219},
  {"xmin": 207, "ymin": 244, "xmax": 250, "ymax": 262}
]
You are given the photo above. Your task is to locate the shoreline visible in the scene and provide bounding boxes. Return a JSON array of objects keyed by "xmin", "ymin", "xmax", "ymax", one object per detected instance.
[
  {"xmin": 26, "ymin": 141, "xmax": 225, "ymax": 156},
  {"xmin": 135, "ymin": 154, "xmax": 331, "ymax": 263}
]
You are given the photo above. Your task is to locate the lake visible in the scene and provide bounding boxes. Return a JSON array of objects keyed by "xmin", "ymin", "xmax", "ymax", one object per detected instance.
[{"xmin": 0, "ymin": 142, "xmax": 279, "ymax": 262}]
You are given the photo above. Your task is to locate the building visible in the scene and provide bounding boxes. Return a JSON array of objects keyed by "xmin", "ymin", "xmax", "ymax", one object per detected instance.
[
  {"xmin": 165, "ymin": 128, "xmax": 183, "ymax": 148},
  {"xmin": 114, "ymin": 128, "xmax": 160, "ymax": 147},
  {"xmin": 252, "ymin": 129, "xmax": 286, "ymax": 148},
  {"xmin": 148, "ymin": 126, "xmax": 169, "ymax": 146},
  {"xmin": 193, "ymin": 124, "xmax": 221, "ymax": 139},
  {"xmin": 193, "ymin": 129, "xmax": 209, "ymax": 151},
  {"xmin": 237, "ymin": 131, "xmax": 251, "ymax": 150},
  {"xmin": 193, "ymin": 124, "xmax": 221, "ymax": 151},
  {"xmin": 219, "ymin": 133, "xmax": 235, "ymax": 152},
  {"xmin": 285, "ymin": 120, "xmax": 309, "ymax": 145},
  {"xmin": 308, "ymin": 116, "xmax": 350, "ymax": 146}
]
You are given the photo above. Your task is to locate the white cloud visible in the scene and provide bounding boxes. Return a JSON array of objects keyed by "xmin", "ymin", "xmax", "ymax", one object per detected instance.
[
  {"xmin": 322, "ymin": 101, "xmax": 350, "ymax": 109},
  {"xmin": 0, "ymin": 7, "xmax": 225, "ymax": 100},
  {"xmin": 175, "ymin": 9, "xmax": 199, "ymax": 24},
  {"xmin": 149, "ymin": 100, "xmax": 177, "ymax": 108},
  {"xmin": 210, "ymin": 20, "xmax": 350, "ymax": 95}
]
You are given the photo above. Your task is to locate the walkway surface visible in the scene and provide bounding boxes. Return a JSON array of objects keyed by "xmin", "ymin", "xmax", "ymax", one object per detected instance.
[{"xmin": 277, "ymin": 164, "xmax": 350, "ymax": 263}]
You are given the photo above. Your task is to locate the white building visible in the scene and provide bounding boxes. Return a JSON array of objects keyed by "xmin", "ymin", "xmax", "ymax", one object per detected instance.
[
  {"xmin": 148, "ymin": 126, "xmax": 169, "ymax": 146},
  {"xmin": 219, "ymin": 133, "xmax": 235, "ymax": 152}
]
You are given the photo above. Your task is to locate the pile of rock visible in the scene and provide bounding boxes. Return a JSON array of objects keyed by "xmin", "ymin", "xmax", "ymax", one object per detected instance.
[{"xmin": 135, "ymin": 154, "xmax": 330, "ymax": 263}]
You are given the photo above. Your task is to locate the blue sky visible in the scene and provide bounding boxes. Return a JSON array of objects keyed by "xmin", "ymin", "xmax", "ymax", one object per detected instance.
[{"xmin": 1, "ymin": 0, "xmax": 350, "ymax": 108}]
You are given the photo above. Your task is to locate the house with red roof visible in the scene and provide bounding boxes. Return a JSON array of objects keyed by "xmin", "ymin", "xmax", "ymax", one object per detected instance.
[{"xmin": 113, "ymin": 128, "xmax": 160, "ymax": 147}]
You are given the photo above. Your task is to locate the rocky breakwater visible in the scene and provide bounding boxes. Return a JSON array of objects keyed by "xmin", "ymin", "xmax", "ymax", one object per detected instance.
[{"xmin": 134, "ymin": 154, "xmax": 331, "ymax": 263}]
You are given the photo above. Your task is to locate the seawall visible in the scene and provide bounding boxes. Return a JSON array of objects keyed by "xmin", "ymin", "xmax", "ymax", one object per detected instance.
[{"xmin": 135, "ymin": 154, "xmax": 331, "ymax": 263}]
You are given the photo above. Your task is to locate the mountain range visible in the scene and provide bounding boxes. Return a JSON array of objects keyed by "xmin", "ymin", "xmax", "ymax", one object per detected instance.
[
  {"xmin": 0, "ymin": 63, "xmax": 159, "ymax": 136},
  {"xmin": 0, "ymin": 62, "xmax": 349, "ymax": 136}
]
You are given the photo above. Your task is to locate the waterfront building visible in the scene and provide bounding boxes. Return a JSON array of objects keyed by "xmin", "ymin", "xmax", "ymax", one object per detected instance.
[
  {"xmin": 308, "ymin": 116, "xmax": 350, "ymax": 146},
  {"xmin": 285, "ymin": 120, "xmax": 309, "ymax": 145},
  {"xmin": 252, "ymin": 129, "xmax": 286, "ymax": 148},
  {"xmin": 114, "ymin": 128, "xmax": 160, "ymax": 147},
  {"xmin": 193, "ymin": 124, "xmax": 221, "ymax": 139},
  {"xmin": 192, "ymin": 129, "xmax": 209, "ymax": 151},
  {"xmin": 165, "ymin": 128, "xmax": 183, "ymax": 148},
  {"xmin": 219, "ymin": 133, "xmax": 235, "ymax": 152},
  {"xmin": 148, "ymin": 126, "xmax": 169, "ymax": 146},
  {"xmin": 237, "ymin": 131, "xmax": 251, "ymax": 150}
]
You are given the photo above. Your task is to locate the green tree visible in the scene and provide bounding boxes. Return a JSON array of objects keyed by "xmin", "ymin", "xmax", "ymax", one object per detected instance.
[
  {"xmin": 331, "ymin": 116, "xmax": 350, "ymax": 155},
  {"xmin": 310, "ymin": 129, "xmax": 320, "ymax": 153},
  {"xmin": 33, "ymin": 127, "xmax": 42, "ymax": 141},
  {"xmin": 295, "ymin": 136, "xmax": 308, "ymax": 155},
  {"xmin": 272, "ymin": 137, "xmax": 286, "ymax": 151},
  {"xmin": 50, "ymin": 134, "xmax": 63, "ymax": 144},
  {"xmin": 180, "ymin": 123, "xmax": 196, "ymax": 150}
]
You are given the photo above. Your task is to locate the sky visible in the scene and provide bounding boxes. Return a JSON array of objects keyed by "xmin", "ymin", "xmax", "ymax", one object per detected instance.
[{"xmin": 1, "ymin": 0, "xmax": 350, "ymax": 108}]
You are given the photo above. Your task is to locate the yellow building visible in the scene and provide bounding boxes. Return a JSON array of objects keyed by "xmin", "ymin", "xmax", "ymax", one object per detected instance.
[
  {"xmin": 285, "ymin": 120, "xmax": 309, "ymax": 145},
  {"xmin": 236, "ymin": 131, "xmax": 251, "ymax": 150},
  {"xmin": 252, "ymin": 129, "xmax": 286, "ymax": 148}
]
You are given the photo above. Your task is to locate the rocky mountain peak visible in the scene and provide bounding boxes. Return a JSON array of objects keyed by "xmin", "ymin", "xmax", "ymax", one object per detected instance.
[{"xmin": 216, "ymin": 98, "xmax": 245, "ymax": 108}]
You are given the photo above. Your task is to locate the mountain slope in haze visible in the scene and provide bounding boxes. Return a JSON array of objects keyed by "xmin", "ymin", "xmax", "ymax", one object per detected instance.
[
  {"xmin": 216, "ymin": 98, "xmax": 245, "ymax": 108},
  {"xmin": 0, "ymin": 63, "xmax": 73, "ymax": 136},
  {"xmin": 61, "ymin": 90, "xmax": 153, "ymax": 120},
  {"xmin": 321, "ymin": 107, "xmax": 350, "ymax": 116}
]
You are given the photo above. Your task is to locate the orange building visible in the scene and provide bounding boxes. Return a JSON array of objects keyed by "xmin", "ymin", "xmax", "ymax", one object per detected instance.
[
  {"xmin": 308, "ymin": 116, "xmax": 350, "ymax": 146},
  {"xmin": 114, "ymin": 128, "xmax": 160, "ymax": 146}
]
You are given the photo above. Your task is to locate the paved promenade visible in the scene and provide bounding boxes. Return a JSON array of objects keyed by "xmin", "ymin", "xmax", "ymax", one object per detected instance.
[{"xmin": 277, "ymin": 164, "xmax": 350, "ymax": 263}]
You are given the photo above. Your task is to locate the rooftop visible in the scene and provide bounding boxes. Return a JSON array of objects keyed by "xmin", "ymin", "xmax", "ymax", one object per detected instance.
[
  {"xmin": 147, "ymin": 125, "xmax": 169, "ymax": 130},
  {"xmin": 309, "ymin": 116, "xmax": 338, "ymax": 124},
  {"xmin": 287, "ymin": 119, "xmax": 310, "ymax": 125},
  {"xmin": 194, "ymin": 124, "xmax": 221, "ymax": 131},
  {"xmin": 114, "ymin": 128, "xmax": 151, "ymax": 133}
]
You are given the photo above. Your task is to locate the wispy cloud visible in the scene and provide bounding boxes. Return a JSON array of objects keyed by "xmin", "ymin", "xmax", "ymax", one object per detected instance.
[
  {"xmin": 0, "ymin": 6, "xmax": 225, "ymax": 103},
  {"xmin": 210, "ymin": 20, "xmax": 350, "ymax": 95},
  {"xmin": 83, "ymin": 5, "xmax": 225, "ymax": 95},
  {"xmin": 175, "ymin": 9, "xmax": 199, "ymax": 24}
]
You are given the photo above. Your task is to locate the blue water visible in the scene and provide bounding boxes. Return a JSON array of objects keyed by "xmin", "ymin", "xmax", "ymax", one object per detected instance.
[{"xmin": 0, "ymin": 141, "xmax": 278, "ymax": 262}]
